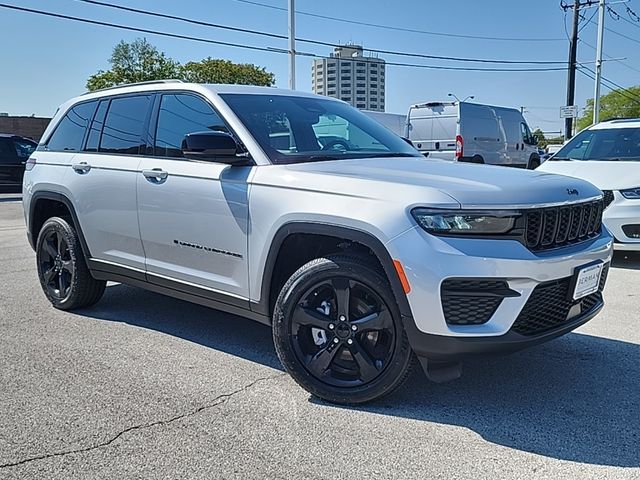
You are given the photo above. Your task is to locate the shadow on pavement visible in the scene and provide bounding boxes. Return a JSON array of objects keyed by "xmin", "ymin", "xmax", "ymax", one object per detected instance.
[
  {"xmin": 611, "ymin": 250, "xmax": 640, "ymax": 270},
  {"xmin": 329, "ymin": 333, "xmax": 640, "ymax": 468},
  {"xmin": 81, "ymin": 283, "xmax": 281, "ymax": 370},
  {"xmin": 83, "ymin": 284, "xmax": 638, "ymax": 468}
]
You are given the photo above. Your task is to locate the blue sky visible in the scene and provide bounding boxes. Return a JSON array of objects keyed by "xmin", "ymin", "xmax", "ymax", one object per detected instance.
[{"xmin": 1, "ymin": 0, "xmax": 639, "ymax": 134}]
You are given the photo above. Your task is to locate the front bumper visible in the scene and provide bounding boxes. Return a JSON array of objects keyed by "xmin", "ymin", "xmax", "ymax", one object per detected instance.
[
  {"xmin": 402, "ymin": 299, "xmax": 603, "ymax": 361},
  {"xmin": 604, "ymin": 194, "xmax": 640, "ymax": 251},
  {"xmin": 386, "ymin": 225, "xmax": 613, "ymax": 358}
]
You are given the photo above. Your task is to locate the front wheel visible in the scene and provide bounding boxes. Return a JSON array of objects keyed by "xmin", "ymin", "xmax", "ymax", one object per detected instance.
[
  {"xmin": 273, "ymin": 255, "xmax": 414, "ymax": 404},
  {"xmin": 528, "ymin": 156, "xmax": 541, "ymax": 170}
]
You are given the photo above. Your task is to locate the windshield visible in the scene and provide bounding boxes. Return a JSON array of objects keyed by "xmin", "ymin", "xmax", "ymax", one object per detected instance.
[
  {"xmin": 553, "ymin": 126, "xmax": 640, "ymax": 161},
  {"xmin": 220, "ymin": 94, "xmax": 421, "ymax": 164}
]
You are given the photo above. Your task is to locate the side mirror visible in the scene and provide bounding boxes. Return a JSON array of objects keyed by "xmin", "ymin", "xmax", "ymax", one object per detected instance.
[
  {"xmin": 181, "ymin": 131, "xmax": 251, "ymax": 165},
  {"xmin": 532, "ymin": 135, "xmax": 539, "ymax": 145}
]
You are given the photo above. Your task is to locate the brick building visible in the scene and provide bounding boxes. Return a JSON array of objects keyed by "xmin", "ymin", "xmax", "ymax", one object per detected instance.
[{"xmin": 0, "ymin": 116, "xmax": 51, "ymax": 141}]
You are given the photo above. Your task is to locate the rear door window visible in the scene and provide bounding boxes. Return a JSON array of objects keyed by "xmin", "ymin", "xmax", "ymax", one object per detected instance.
[
  {"xmin": 13, "ymin": 138, "xmax": 37, "ymax": 159},
  {"xmin": 47, "ymin": 101, "xmax": 98, "ymax": 152},
  {"xmin": 100, "ymin": 95, "xmax": 152, "ymax": 155}
]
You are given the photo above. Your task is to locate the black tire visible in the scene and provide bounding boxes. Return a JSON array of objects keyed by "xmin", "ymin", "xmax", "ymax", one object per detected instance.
[
  {"xmin": 471, "ymin": 155, "xmax": 484, "ymax": 164},
  {"xmin": 528, "ymin": 156, "xmax": 541, "ymax": 170},
  {"xmin": 273, "ymin": 255, "xmax": 414, "ymax": 405},
  {"xmin": 35, "ymin": 216, "xmax": 106, "ymax": 310}
]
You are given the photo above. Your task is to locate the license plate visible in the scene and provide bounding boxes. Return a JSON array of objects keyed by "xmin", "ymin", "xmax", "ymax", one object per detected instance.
[{"xmin": 573, "ymin": 263, "xmax": 604, "ymax": 300}]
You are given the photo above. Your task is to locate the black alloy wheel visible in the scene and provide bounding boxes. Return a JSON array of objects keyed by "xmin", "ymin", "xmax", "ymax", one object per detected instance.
[
  {"xmin": 39, "ymin": 229, "xmax": 74, "ymax": 300},
  {"xmin": 36, "ymin": 216, "xmax": 106, "ymax": 310},
  {"xmin": 291, "ymin": 277, "xmax": 395, "ymax": 387},
  {"xmin": 273, "ymin": 255, "xmax": 414, "ymax": 405}
]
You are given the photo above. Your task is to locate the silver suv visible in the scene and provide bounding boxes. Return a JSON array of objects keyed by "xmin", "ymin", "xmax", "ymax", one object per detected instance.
[{"xmin": 23, "ymin": 81, "xmax": 613, "ymax": 404}]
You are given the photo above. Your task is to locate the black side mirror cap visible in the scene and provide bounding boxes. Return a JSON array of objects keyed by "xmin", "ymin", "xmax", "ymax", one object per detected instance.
[{"xmin": 181, "ymin": 131, "xmax": 252, "ymax": 165}]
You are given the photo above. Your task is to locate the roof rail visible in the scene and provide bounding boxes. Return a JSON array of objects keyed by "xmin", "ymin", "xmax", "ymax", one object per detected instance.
[
  {"xmin": 606, "ymin": 117, "xmax": 640, "ymax": 124},
  {"xmin": 83, "ymin": 79, "xmax": 184, "ymax": 95}
]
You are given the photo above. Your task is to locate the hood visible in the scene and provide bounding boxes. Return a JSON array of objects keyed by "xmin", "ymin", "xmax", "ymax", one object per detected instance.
[
  {"xmin": 537, "ymin": 160, "xmax": 640, "ymax": 190},
  {"xmin": 275, "ymin": 157, "xmax": 602, "ymax": 208}
]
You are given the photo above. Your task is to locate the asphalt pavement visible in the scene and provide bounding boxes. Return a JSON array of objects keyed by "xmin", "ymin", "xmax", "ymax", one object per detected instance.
[{"xmin": 0, "ymin": 194, "xmax": 638, "ymax": 479}]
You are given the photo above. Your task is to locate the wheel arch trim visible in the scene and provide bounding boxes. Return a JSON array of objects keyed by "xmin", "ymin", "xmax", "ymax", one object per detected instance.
[
  {"xmin": 28, "ymin": 191, "xmax": 92, "ymax": 258},
  {"xmin": 252, "ymin": 221, "xmax": 413, "ymax": 319}
]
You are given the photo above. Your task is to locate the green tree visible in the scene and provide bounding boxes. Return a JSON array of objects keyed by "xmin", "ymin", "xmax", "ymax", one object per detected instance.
[
  {"xmin": 532, "ymin": 128, "xmax": 547, "ymax": 148},
  {"xmin": 87, "ymin": 38, "xmax": 180, "ymax": 91},
  {"xmin": 577, "ymin": 85, "xmax": 640, "ymax": 131},
  {"xmin": 180, "ymin": 58, "xmax": 275, "ymax": 86},
  {"xmin": 86, "ymin": 40, "xmax": 276, "ymax": 91}
]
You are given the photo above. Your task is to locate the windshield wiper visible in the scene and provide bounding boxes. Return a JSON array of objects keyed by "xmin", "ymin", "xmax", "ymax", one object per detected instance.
[
  {"xmin": 301, "ymin": 154, "xmax": 346, "ymax": 162},
  {"xmin": 364, "ymin": 152, "xmax": 421, "ymax": 158}
]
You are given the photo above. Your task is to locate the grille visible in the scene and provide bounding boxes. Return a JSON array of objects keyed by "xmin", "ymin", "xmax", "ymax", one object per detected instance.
[
  {"xmin": 602, "ymin": 190, "xmax": 615, "ymax": 209},
  {"xmin": 441, "ymin": 279, "xmax": 511, "ymax": 326},
  {"xmin": 524, "ymin": 199, "xmax": 603, "ymax": 251},
  {"xmin": 511, "ymin": 265, "xmax": 609, "ymax": 336}
]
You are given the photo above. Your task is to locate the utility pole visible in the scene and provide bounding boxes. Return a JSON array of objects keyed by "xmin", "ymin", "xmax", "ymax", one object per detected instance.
[
  {"xmin": 593, "ymin": 0, "xmax": 606, "ymax": 123},
  {"xmin": 563, "ymin": 0, "xmax": 581, "ymax": 140},
  {"xmin": 288, "ymin": 0, "xmax": 296, "ymax": 90}
]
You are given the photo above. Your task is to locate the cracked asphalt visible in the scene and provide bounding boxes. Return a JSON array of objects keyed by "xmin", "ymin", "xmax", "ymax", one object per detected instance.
[{"xmin": 0, "ymin": 195, "xmax": 639, "ymax": 479}]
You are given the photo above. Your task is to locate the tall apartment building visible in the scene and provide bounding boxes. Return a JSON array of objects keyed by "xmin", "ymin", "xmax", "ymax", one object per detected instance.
[{"xmin": 312, "ymin": 45, "xmax": 385, "ymax": 112}]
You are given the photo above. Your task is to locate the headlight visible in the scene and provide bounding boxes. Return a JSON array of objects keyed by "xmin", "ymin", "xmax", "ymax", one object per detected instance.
[
  {"xmin": 411, "ymin": 208, "xmax": 520, "ymax": 235},
  {"xmin": 620, "ymin": 187, "xmax": 640, "ymax": 199}
]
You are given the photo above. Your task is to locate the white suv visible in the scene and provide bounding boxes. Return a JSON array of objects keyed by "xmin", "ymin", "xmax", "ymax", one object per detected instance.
[
  {"xmin": 538, "ymin": 118, "xmax": 640, "ymax": 251},
  {"xmin": 23, "ymin": 81, "xmax": 612, "ymax": 404}
]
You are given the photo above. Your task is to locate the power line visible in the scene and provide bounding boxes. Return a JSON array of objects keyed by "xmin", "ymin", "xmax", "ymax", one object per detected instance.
[
  {"xmin": 579, "ymin": 38, "xmax": 640, "ymax": 73},
  {"xmin": 75, "ymin": 0, "xmax": 571, "ymax": 65},
  {"xmin": 586, "ymin": 10, "xmax": 640, "ymax": 45},
  {"xmin": 230, "ymin": 0, "xmax": 566, "ymax": 42},
  {"xmin": 578, "ymin": 67, "xmax": 640, "ymax": 104},
  {"xmin": 0, "ymin": 3, "xmax": 569, "ymax": 73},
  {"xmin": 0, "ymin": 3, "xmax": 280, "ymax": 54}
]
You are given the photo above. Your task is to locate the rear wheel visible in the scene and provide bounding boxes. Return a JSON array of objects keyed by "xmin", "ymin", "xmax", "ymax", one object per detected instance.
[
  {"xmin": 273, "ymin": 255, "xmax": 414, "ymax": 404},
  {"xmin": 36, "ymin": 217, "xmax": 105, "ymax": 310}
]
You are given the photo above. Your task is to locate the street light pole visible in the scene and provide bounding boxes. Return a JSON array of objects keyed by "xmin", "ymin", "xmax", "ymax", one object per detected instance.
[
  {"xmin": 593, "ymin": 0, "xmax": 606, "ymax": 124},
  {"xmin": 288, "ymin": 0, "xmax": 296, "ymax": 90}
]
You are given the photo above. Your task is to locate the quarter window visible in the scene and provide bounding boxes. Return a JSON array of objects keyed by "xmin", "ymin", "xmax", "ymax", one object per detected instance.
[
  {"xmin": 100, "ymin": 95, "xmax": 152, "ymax": 155},
  {"xmin": 47, "ymin": 101, "xmax": 97, "ymax": 152},
  {"xmin": 155, "ymin": 94, "xmax": 228, "ymax": 158}
]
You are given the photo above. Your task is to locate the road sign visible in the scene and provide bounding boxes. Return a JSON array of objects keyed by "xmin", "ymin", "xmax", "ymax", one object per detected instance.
[{"xmin": 560, "ymin": 105, "xmax": 579, "ymax": 118}]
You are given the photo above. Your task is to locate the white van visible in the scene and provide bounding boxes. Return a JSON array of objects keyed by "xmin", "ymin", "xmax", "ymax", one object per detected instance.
[
  {"xmin": 406, "ymin": 101, "xmax": 541, "ymax": 169},
  {"xmin": 362, "ymin": 111, "xmax": 406, "ymax": 136}
]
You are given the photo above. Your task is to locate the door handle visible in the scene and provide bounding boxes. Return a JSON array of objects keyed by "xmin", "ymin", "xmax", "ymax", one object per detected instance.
[
  {"xmin": 72, "ymin": 162, "xmax": 91, "ymax": 174},
  {"xmin": 142, "ymin": 168, "xmax": 168, "ymax": 183}
]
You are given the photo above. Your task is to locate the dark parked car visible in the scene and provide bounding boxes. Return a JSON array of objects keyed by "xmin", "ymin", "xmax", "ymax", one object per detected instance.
[{"xmin": 0, "ymin": 134, "xmax": 37, "ymax": 190}]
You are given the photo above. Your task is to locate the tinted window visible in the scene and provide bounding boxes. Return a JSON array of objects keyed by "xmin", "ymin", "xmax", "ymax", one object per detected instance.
[
  {"xmin": 85, "ymin": 100, "xmax": 109, "ymax": 152},
  {"xmin": 0, "ymin": 138, "xmax": 17, "ymax": 163},
  {"xmin": 155, "ymin": 94, "xmax": 228, "ymax": 158},
  {"xmin": 13, "ymin": 138, "xmax": 37, "ymax": 159},
  {"xmin": 554, "ymin": 127, "xmax": 640, "ymax": 161},
  {"xmin": 100, "ymin": 95, "xmax": 152, "ymax": 155},
  {"xmin": 47, "ymin": 101, "xmax": 97, "ymax": 152}
]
